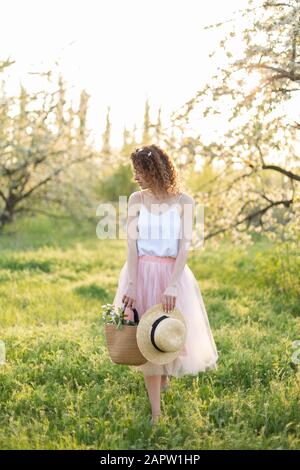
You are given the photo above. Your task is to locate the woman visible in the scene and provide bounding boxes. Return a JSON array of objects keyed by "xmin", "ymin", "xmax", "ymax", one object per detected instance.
[{"xmin": 112, "ymin": 144, "xmax": 218, "ymax": 425}]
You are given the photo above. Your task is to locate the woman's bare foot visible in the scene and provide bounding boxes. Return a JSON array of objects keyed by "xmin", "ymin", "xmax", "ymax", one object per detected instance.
[{"xmin": 150, "ymin": 413, "xmax": 161, "ymax": 425}]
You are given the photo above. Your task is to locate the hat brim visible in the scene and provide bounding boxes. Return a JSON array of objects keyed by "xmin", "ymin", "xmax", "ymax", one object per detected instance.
[{"xmin": 136, "ymin": 303, "xmax": 187, "ymax": 365}]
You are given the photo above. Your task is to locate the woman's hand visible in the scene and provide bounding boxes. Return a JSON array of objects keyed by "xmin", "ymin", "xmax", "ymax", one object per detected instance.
[
  {"xmin": 122, "ymin": 282, "xmax": 137, "ymax": 309},
  {"xmin": 161, "ymin": 285, "xmax": 177, "ymax": 313}
]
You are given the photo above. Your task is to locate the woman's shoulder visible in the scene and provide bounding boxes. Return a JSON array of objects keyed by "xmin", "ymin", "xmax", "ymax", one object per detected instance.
[
  {"xmin": 128, "ymin": 190, "xmax": 143, "ymax": 205},
  {"xmin": 179, "ymin": 192, "xmax": 195, "ymax": 205},
  {"xmin": 177, "ymin": 192, "xmax": 195, "ymax": 219}
]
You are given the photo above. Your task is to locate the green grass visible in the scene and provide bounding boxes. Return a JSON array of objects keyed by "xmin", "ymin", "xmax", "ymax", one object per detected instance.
[{"xmin": 0, "ymin": 214, "xmax": 300, "ymax": 449}]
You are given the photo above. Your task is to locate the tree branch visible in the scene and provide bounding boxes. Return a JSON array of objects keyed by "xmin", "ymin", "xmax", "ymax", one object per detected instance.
[
  {"xmin": 206, "ymin": 197, "xmax": 293, "ymax": 240},
  {"xmin": 262, "ymin": 164, "xmax": 300, "ymax": 182},
  {"xmin": 20, "ymin": 153, "xmax": 94, "ymax": 201}
]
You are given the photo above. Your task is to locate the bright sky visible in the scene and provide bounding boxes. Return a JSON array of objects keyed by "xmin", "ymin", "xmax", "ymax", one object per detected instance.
[{"xmin": 2, "ymin": 0, "xmax": 253, "ymax": 149}]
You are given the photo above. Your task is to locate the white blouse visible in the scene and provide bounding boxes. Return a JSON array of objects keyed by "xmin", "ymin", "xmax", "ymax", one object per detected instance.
[{"xmin": 137, "ymin": 199, "xmax": 182, "ymax": 258}]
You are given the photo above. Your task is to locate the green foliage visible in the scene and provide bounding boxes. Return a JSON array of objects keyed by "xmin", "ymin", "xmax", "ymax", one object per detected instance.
[
  {"xmin": 97, "ymin": 163, "xmax": 138, "ymax": 202},
  {"xmin": 0, "ymin": 215, "xmax": 299, "ymax": 449}
]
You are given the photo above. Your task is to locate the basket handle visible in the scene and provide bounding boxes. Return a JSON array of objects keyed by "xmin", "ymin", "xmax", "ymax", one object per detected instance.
[{"xmin": 121, "ymin": 304, "xmax": 140, "ymax": 324}]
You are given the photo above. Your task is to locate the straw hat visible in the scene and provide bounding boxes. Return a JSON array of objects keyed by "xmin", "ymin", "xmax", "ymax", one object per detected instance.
[{"xmin": 136, "ymin": 303, "xmax": 187, "ymax": 365}]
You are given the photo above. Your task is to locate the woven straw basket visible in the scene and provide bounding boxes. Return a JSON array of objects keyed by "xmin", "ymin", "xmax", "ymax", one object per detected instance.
[{"xmin": 105, "ymin": 305, "xmax": 148, "ymax": 366}]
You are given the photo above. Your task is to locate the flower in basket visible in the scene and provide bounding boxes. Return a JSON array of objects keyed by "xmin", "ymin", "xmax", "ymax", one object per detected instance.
[{"xmin": 100, "ymin": 303, "xmax": 136, "ymax": 330}]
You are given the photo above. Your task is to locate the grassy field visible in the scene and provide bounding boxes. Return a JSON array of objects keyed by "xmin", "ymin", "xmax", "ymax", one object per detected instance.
[{"xmin": 0, "ymin": 215, "xmax": 299, "ymax": 450}]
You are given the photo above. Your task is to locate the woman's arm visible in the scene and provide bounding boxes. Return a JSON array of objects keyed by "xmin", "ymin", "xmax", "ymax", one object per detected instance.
[
  {"xmin": 122, "ymin": 191, "xmax": 140, "ymax": 309},
  {"xmin": 162, "ymin": 194, "xmax": 195, "ymax": 312}
]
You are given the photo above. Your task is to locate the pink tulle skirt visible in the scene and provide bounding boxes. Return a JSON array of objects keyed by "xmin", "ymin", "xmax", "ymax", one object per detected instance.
[{"xmin": 112, "ymin": 254, "xmax": 219, "ymax": 377}]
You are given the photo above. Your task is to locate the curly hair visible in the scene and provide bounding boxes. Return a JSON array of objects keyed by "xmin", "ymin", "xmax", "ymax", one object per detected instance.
[{"xmin": 130, "ymin": 144, "xmax": 182, "ymax": 197}]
